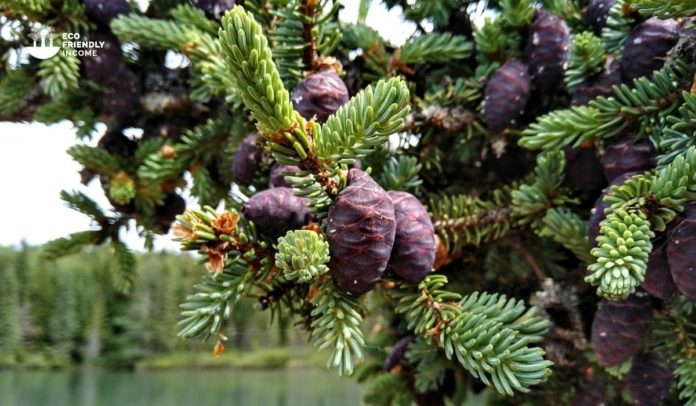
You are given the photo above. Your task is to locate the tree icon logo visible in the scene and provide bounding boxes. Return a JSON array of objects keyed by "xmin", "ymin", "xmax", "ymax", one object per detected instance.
[{"xmin": 26, "ymin": 27, "xmax": 61, "ymax": 60}]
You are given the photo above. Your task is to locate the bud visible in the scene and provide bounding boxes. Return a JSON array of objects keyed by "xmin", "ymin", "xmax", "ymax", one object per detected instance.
[
  {"xmin": 327, "ymin": 169, "xmax": 396, "ymax": 296},
  {"xmin": 291, "ymin": 68, "xmax": 349, "ymax": 123},
  {"xmin": 387, "ymin": 191, "xmax": 435, "ymax": 284}
]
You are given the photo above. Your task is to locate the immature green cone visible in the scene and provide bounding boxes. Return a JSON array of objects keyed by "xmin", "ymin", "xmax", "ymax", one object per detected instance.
[
  {"xmin": 275, "ymin": 230, "xmax": 329, "ymax": 283},
  {"xmin": 586, "ymin": 208, "xmax": 654, "ymax": 300}
]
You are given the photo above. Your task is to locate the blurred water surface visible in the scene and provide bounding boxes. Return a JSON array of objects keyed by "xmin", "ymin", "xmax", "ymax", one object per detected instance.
[{"xmin": 0, "ymin": 368, "xmax": 362, "ymax": 406}]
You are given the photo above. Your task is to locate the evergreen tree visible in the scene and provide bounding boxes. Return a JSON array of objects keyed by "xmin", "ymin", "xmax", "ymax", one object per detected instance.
[
  {"xmin": 48, "ymin": 266, "xmax": 79, "ymax": 359},
  {"xmin": 0, "ymin": 254, "xmax": 21, "ymax": 361},
  {"xmin": 4, "ymin": 0, "xmax": 696, "ymax": 403}
]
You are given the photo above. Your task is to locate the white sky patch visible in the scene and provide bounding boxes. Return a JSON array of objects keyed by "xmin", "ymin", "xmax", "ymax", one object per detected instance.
[
  {"xmin": 0, "ymin": 0, "xmax": 410, "ymax": 251},
  {"xmin": 340, "ymin": 0, "xmax": 416, "ymax": 46},
  {"xmin": 0, "ymin": 122, "xmax": 181, "ymax": 251}
]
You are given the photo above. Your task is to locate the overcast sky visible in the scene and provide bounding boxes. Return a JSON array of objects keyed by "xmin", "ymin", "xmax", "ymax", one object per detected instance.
[{"xmin": 0, "ymin": 0, "xmax": 415, "ymax": 251}]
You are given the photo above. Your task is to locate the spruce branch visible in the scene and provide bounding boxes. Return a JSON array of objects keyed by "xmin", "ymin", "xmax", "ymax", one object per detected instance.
[
  {"xmin": 176, "ymin": 207, "xmax": 273, "ymax": 340},
  {"xmin": 601, "ymin": 0, "xmax": 635, "ymax": 52},
  {"xmin": 658, "ymin": 92, "xmax": 696, "ymax": 167},
  {"xmin": 111, "ymin": 240, "xmax": 136, "ymax": 293},
  {"xmin": 649, "ymin": 146, "xmax": 696, "ymax": 225},
  {"xmin": 270, "ymin": 0, "xmax": 341, "ymax": 88},
  {"xmin": 499, "ymin": 0, "xmax": 535, "ymax": 28},
  {"xmin": 651, "ymin": 300, "xmax": 696, "ymax": 406},
  {"xmin": 511, "ymin": 151, "xmax": 576, "ymax": 227},
  {"xmin": 397, "ymin": 33, "xmax": 473, "ymax": 65},
  {"xmin": 59, "ymin": 190, "xmax": 106, "ymax": 222},
  {"xmin": 564, "ymin": 32, "xmax": 605, "ymax": 93},
  {"xmin": 312, "ymin": 76, "xmax": 410, "ymax": 162},
  {"xmin": 309, "ymin": 278, "xmax": 365, "ymax": 376},
  {"xmin": 585, "ymin": 208, "xmax": 654, "ymax": 300},
  {"xmin": 111, "ymin": 14, "xmax": 197, "ymax": 51},
  {"xmin": 67, "ymin": 145, "xmax": 121, "ymax": 176},
  {"xmin": 391, "ymin": 275, "xmax": 552, "ymax": 396},
  {"xmin": 178, "ymin": 257, "xmax": 253, "ymax": 340},
  {"xmin": 430, "ymin": 190, "xmax": 512, "ymax": 254},
  {"xmin": 0, "ymin": 69, "xmax": 34, "ymax": 116},
  {"xmin": 38, "ymin": 51, "xmax": 80, "ymax": 99},
  {"xmin": 170, "ymin": 4, "xmax": 218, "ymax": 35},
  {"xmin": 42, "ymin": 230, "xmax": 105, "ymax": 260},
  {"xmin": 275, "ymin": 230, "xmax": 329, "ymax": 283},
  {"xmin": 374, "ymin": 156, "xmax": 422, "ymax": 192},
  {"xmin": 631, "ymin": 0, "xmax": 696, "ymax": 18},
  {"xmin": 219, "ymin": 6, "xmax": 303, "ymax": 137},
  {"xmin": 520, "ymin": 61, "xmax": 691, "ymax": 150},
  {"xmin": 539, "ymin": 208, "xmax": 593, "ymax": 264}
]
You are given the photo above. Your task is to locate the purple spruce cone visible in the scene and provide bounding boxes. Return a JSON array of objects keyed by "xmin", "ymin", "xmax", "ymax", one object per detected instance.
[
  {"xmin": 621, "ymin": 18, "xmax": 678, "ymax": 83},
  {"xmin": 524, "ymin": 10, "xmax": 570, "ymax": 91},
  {"xmin": 601, "ymin": 136, "xmax": 656, "ymax": 182},
  {"xmin": 242, "ymin": 187, "xmax": 309, "ymax": 240},
  {"xmin": 232, "ymin": 134, "xmax": 263, "ymax": 186},
  {"xmin": 387, "ymin": 191, "xmax": 435, "ymax": 284},
  {"xmin": 591, "ymin": 294, "xmax": 653, "ymax": 367},
  {"xmin": 483, "ymin": 59, "xmax": 531, "ymax": 133},
  {"xmin": 642, "ymin": 245, "xmax": 677, "ymax": 300},
  {"xmin": 83, "ymin": 0, "xmax": 130, "ymax": 26},
  {"xmin": 383, "ymin": 336, "xmax": 414, "ymax": 372},
  {"xmin": 583, "ymin": 0, "xmax": 615, "ymax": 33},
  {"xmin": 667, "ymin": 203, "xmax": 696, "ymax": 299},
  {"xmin": 571, "ymin": 60, "xmax": 622, "ymax": 106},
  {"xmin": 327, "ymin": 169, "xmax": 396, "ymax": 296},
  {"xmin": 626, "ymin": 352, "xmax": 673, "ymax": 406},
  {"xmin": 269, "ymin": 164, "xmax": 302, "ymax": 188},
  {"xmin": 291, "ymin": 68, "xmax": 349, "ymax": 123}
]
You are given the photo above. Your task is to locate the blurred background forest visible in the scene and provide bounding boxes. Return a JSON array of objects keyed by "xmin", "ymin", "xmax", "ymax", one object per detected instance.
[{"xmin": 0, "ymin": 244, "xmax": 317, "ymax": 370}]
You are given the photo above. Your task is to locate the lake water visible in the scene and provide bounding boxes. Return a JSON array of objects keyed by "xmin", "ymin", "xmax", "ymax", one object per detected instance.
[{"xmin": 0, "ymin": 368, "xmax": 363, "ymax": 406}]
